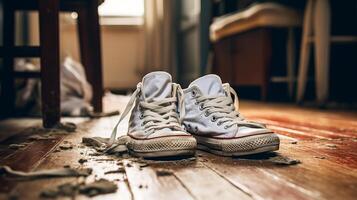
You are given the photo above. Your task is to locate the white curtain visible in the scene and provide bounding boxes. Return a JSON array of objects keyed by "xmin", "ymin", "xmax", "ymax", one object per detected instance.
[{"xmin": 142, "ymin": 0, "xmax": 177, "ymax": 79}]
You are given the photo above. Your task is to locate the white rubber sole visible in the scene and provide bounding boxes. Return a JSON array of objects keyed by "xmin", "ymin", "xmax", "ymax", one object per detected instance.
[
  {"xmin": 194, "ymin": 133, "xmax": 280, "ymax": 157},
  {"xmin": 127, "ymin": 136, "xmax": 197, "ymax": 158},
  {"xmin": 129, "ymin": 149, "xmax": 196, "ymax": 158}
]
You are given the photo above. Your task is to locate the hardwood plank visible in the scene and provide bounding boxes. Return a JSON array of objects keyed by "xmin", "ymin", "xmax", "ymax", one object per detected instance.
[
  {"xmin": 124, "ymin": 160, "xmax": 195, "ymax": 200},
  {"xmin": 261, "ymin": 141, "xmax": 357, "ymax": 200},
  {"xmin": 201, "ymin": 152, "xmax": 318, "ymax": 200},
  {"xmin": 252, "ymin": 117, "xmax": 357, "ymax": 138},
  {"xmin": 174, "ymin": 166, "xmax": 253, "ymax": 200}
]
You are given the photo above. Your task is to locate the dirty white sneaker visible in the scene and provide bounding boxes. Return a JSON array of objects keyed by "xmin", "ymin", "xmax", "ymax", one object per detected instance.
[
  {"xmin": 109, "ymin": 71, "xmax": 196, "ymax": 158},
  {"xmin": 182, "ymin": 74, "xmax": 279, "ymax": 156}
]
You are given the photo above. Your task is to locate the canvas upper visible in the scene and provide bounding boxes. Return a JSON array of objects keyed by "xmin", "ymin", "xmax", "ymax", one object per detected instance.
[
  {"xmin": 182, "ymin": 74, "xmax": 272, "ymax": 139},
  {"xmin": 109, "ymin": 71, "xmax": 191, "ymax": 143}
]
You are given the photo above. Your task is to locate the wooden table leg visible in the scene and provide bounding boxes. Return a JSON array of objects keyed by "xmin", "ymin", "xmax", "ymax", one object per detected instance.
[
  {"xmin": 39, "ymin": 0, "xmax": 60, "ymax": 128},
  {"xmin": 77, "ymin": 0, "xmax": 103, "ymax": 112},
  {"xmin": 1, "ymin": 2, "xmax": 15, "ymax": 117}
]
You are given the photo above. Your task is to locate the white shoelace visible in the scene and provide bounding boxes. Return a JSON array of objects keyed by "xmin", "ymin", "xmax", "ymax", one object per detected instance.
[
  {"xmin": 194, "ymin": 83, "xmax": 265, "ymax": 129},
  {"xmin": 109, "ymin": 83, "xmax": 185, "ymax": 145}
]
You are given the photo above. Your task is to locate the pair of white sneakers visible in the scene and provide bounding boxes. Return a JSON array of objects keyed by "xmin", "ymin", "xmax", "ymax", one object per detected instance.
[{"xmin": 109, "ymin": 71, "xmax": 280, "ymax": 158}]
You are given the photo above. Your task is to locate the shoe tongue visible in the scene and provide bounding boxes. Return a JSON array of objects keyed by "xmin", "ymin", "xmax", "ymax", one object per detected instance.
[
  {"xmin": 189, "ymin": 74, "xmax": 225, "ymax": 96},
  {"xmin": 142, "ymin": 71, "xmax": 172, "ymax": 102}
]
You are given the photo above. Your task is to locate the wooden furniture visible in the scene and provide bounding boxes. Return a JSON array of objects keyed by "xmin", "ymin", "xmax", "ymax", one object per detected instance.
[
  {"xmin": 296, "ymin": 0, "xmax": 357, "ymax": 105},
  {"xmin": 210, "ymin": 3, "xmax": 301, "ymax": 100},
  {"xmin": 0, "ymin": 0, "xmax": 103, "ymax": 127}
]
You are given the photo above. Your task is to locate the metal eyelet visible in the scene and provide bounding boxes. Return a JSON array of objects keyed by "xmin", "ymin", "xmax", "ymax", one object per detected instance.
[
  {"xmin": 211, "ymin": 116, "xmax": 217, "ymax": 122},
  {"xmin": 194, "ymin": 126, "xmax": 198, "ymax": 133},
  {"xmin": 199, "ymin": 104, "xmax": 204, "ymax": 110},
  {"xmin": 139, "ymin": 113, "xmax": 144, "ymax": 119},
  {"xmin": 187, "ymin": 124, "xmax": 191, "ymax": 129},
  {"xmin": 204, "ymin": 111, "xmax": 209, "ymax": 117},
  {"xmin": 224, "ymin": 125, "xmax": 229, "ymax": 129},
  {"xmin": 194, "ymin": 101, "xmax": 199, "ymax": 105},
  {"xmin": 191, "ymin": 90, "xmax": 196, "ymax": 97},
  {"xmin": 141, "ymin": 122, "xmax": 145, "ymax": 126}
]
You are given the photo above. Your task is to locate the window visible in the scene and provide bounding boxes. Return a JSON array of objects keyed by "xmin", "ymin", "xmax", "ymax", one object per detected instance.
[{"xmin": 98, "ymin": 0, "xmax": 144, "ymax": 25}]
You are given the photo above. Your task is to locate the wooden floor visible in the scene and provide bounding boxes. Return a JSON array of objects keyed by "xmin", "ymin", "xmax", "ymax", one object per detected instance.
[{"xmin": 0, "ymin": 96, "xmax": 356, "ymax": 200}]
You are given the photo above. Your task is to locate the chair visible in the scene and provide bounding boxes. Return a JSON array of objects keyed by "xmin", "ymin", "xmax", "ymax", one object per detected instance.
[
  {"xmin": 210, "ymin": 3, "xmax": 301, "ymax": 100},
  {"xmin": 296, "ymin": 0, "xmax": 357, "ymax": 105},
  {"xmin": 0, "ymin": 0, "xmax": 103, "ymax": 127}
]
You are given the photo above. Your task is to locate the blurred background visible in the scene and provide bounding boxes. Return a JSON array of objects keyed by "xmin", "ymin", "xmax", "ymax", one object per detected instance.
[{"xmin": 0, "ymin": 0, "xmax": 357, "ymax": 124}]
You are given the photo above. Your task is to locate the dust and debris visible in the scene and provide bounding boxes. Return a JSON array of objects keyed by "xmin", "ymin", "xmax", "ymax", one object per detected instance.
[
  {"xmin": 125, "ymin": 163, "xmax": 133, "ymax": 168},
  {"xmin": 88, "ymin": 110, "xmax": 120, "ymax": 118},
  {"xmin": 28, "ymin": 122, "xmax": 77, "ymax": 135},
  {"xmin": 53, "ymin": 122, "xmax": 77, "ymax": 132},
  {"xmin": 63, "ymin": 165, "xmax": 71, "ymax": 168},
  {"xmin": 94, "ymin": 158, "xmax": 115, "ymax": 162},
  {"xmin": 59, "ymin": 143, "xmax": 73, "ymax": 150},
  {"xmin": 199, "ymin": 157, "xmax": 208, "ymax": 162},
  {"xmin": 41, "ymin": 179, "xmax": 117, "ymax": 198},
  {"xmin": 325, "ymin": 144, "xmax": 337, "ymax": 149},
  {"xmin": 104, "ymin": 167, "xmax": 125, "ymax": 174},
  {"xmin": 78, "ymin": 158, "xmax": 88, "ymax": 164},
  {"xmin": 138, "ymin": 162, "xmax": 149, "ymax": 168},
  {"xmin": 122, "ymin": 154, "xmax": 130, "ymax": 159},
  {"xmin": 290, "ymin": 141, "xmax": 298, "ymax": 144},
  {"xmin": 80, "ymin": 179, "xmax": 118, "ymax": 197},
  {"xmin": 22, "ymin": 123, "xmax": 76, "ymax": 149},
  {"xmin": 89, "ymin": 152, "xmax": 103, "ymax": 156},
  {"xmin": 28, "ymin": 135, "xmax": 56, "ymax": 140},
  {"xmin": 138, "ymin": 184, "xmax": 148, "ymax": 189},
  {"xmin": 314, "ymin": 156, "xmax": 326, "ymax": 159},
  {"xmin": 9, "ymin": 144, "xmax": 27, "ymax": 150},
  {"xmin": 268, "ymin": 155, "xmax": 301, "ymax": 165},
  {"xmin": 156, "ymin": 169, "xmax": 173, "ymax": 176}
]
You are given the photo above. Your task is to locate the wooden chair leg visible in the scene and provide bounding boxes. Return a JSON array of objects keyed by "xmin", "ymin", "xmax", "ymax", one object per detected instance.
[
  {"xmin": 296, "ymin": 0, "xmax": 314, "ymax": 103},
  {"xmin": 39, "ymin": 0, "xmax": 60, "ymax": 128},
  {"xmin": 314, "ymin": 0, "xmax": 331, "ymax": 106},
  {"xmin": 286, "ymin": 28, "xmax": 296, "ymax": 99},
  {"xmin": 77, "ymin": 0, "xmax": 103, "ymax": 112},
  {"xmin": 1, "ymin": 2, "xmax": 15, "ymax": 117}
]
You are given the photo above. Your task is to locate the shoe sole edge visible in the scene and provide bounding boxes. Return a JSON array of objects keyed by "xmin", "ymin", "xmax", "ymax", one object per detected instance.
[
  {"xmin": 194, "ymin": 133, "xmax": 280, "ymax": 156},
  {"xmin": 127, "ymin": 136, "xmax": 197, "ymax": 158}
]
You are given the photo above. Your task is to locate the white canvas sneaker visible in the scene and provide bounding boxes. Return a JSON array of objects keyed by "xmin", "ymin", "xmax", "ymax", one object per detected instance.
[
  {"xmin": 182, "ymin": 74, "xmax": 280, "ymax": 156},
  {"xmin": 109, "ymin": 71, "xmax": 196, "ymax": 158}
]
